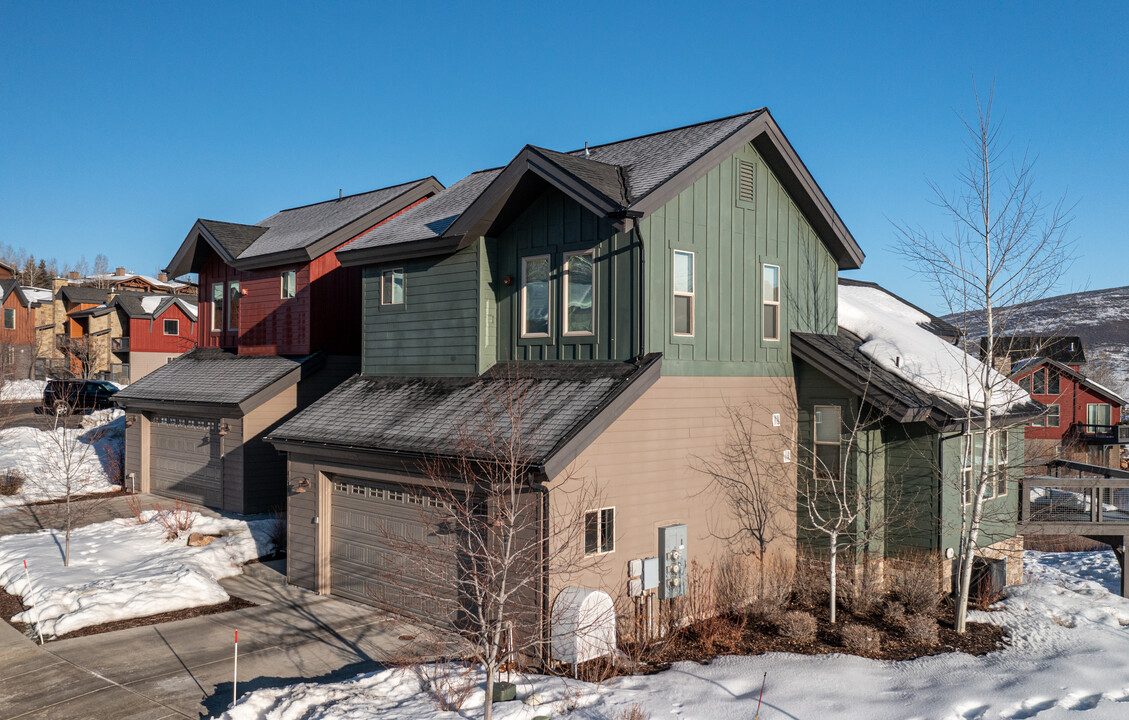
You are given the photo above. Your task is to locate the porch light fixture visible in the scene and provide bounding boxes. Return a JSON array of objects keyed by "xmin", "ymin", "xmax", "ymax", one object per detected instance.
[
  {"xmin": 503, "ymin": 275, "xmax": 514, "ymax": 286},
  {"xmin": 294, "ymin": 477, "xmax": 311, "ymax": 493},
  {"xmin": 124, "ymin": 414, "xmax": 135, "ymax": 427},
  {"xmin": 218, "ymin": 422, "xmax": 230, "ymax": 436}
]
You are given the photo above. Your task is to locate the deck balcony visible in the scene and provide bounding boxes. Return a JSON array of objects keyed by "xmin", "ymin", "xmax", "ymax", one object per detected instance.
[
  {"xmin": 112, "ymin": 336, "xmax": 130, "ymax": 353},
  {"xmin": 1065, "ymin": 422, "xmax": 1129, "ymax": 445}
]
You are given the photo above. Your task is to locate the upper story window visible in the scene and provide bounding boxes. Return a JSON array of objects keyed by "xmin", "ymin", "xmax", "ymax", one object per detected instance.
[
  {"xmin": 382, "ymin": 268, "xmax": 404, "ymax": 305},
  {"xmin": 563, "ymin": 251, "xmax": 594, "ymax": 335},
  {"xmin": 211, "ymin": 283, "xmax": 224, "ymax": 332},
  {"xmin": 1046, "ymin": 404, "xmax": 1060, "ymax": 428},
  {"xmin": 763, "ymin": 264, "xmax": 780, "ymax": 341},
  {"xmin": 521, "ymin": 256, "xmax": 550, "ymax": 337},
  {"xmin": 281, "ymin": 270, "xmax": 297, "ymax": 299},
  {"xmin": 163, "ymin": 319, "xmax": 179, "ymax": 335},
  {"xmin": 3, "ymin": 308, "xmax": 14, "ymax": 330},
  {"xmin": 227, "ymin": 281, "xmax": 241, "ymax": 332},
  {"xmin": 813, "ymin": 405, "xmax": 841, "ymax": 479},
  {"xmin": 1023, "ymin": 367, "xmax": 1061, "ymax": 395},
  {"xmin": 672, "ymin": 250, "xmax": 694, "ymax": 336}
]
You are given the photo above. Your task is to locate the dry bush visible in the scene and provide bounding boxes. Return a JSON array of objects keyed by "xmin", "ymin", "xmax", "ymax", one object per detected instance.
[
  {"xmin": 749, "ymin": 554, "xmax": 794, "ymax": 619},
  {"xmin": 125, "ymin": 490, "xmax": 144, "ymax": 525},
  {"xmin": 682, "ymin": 560, "xmax": 744, "ymax": 655},
  {"xmin": 839, "ymin": 623, "xmax": 881, "ymax": 653},
  {"xmin": 612, "ymin": 703, "xmax": 651, "ymax": 720},
  {"xmin": 775, "ymin": 610, "xmax": 817, "ymax": 642},
  {"xmin": 152, "ymin": 500, "xmax": 196, "ymax": 540},
  {"xmin": 971, "ymin": 576, "xmax": 1004, "ymax": 611},
  {"xmin": 714, "ymin": 552, "xmax": 752, "ymax": 613},
  {"xmin": 840, "ymin": 569, "xmax": 885, "ymax": 616},
  {"xmin": 0, "ymin": 468, "xmax": 25, "ymax": 496},
  {"xmin": 409, "ymin": 661, "xmax": 477, "ymax": 712},
  {"xmin": 792, "ymin": 553, "xmax": 829, "ymax": 609},
  {"xmin": 882, "ymin": 601, "xmax": 906, "ymax": 628},
  {"xmin": 904, "ymin": 614, "xmax": 939, "ymax": 645},
  {"xmin": 266, "ymin": 506, "xmax": 287, "ymax": 554},
  {"xmin": 103, "ymin": 442, "xmax": 124, "ymax": 486},
  {"xmin": 890, "ymin": 553, "xmax": 940, "ymax": 616}
]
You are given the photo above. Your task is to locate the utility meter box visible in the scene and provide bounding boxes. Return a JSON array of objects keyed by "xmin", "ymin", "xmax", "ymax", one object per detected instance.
[
  {"xmin": 658, "ymin": 524, "xmax": 687, "ymax": 599},
  {"xmin": 642, "ymin": 557, "xmax": 659, "ymax": 590}
]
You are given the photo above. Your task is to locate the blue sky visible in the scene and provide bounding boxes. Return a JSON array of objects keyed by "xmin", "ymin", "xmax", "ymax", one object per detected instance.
[{"xmin": 1, "ymin": 1, "xmax": 1125, "ymax": 311}]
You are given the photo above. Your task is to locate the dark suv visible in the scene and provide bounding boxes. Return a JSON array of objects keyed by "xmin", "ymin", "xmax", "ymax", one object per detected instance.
[{"xmin": 43, "ymin": 379, "xmax": 119, "ymax": 414}]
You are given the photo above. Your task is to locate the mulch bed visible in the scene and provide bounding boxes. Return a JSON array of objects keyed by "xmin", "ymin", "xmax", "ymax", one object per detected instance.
[{"xmin": 0, "ymin": 584, "xmax": 254, "ymax": 642}]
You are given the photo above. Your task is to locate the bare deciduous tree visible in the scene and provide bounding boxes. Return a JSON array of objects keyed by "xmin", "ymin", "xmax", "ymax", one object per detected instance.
[{"xmin": 896, "ymin": 82, "xmax": 1073, "ymax": 633}]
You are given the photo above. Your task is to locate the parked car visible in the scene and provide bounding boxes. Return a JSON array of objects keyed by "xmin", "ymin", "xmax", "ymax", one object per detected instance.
[{"xmin": 43, "ymin": 379, "xmax": 119, "ymax": 414}]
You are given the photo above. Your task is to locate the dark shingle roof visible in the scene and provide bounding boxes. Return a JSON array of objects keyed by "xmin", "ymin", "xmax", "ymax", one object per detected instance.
[
  {"xmin": 268, "ymin": 357, "xmax": 658, "ymax": 463},
  {"xmin": 344, "ymin": 170, "xmax": 502, "ymax": 251},
  {"xmin": 985, "ymin": 336, "xmax": 1086, "ymax": 366},
  {"xmin": 114, "ymin": 348, "xmax": 308, "ymax": 406},
  {"xmin": 238, "ymin": 180, "xmax": 432, "ymax": 259},
  {"xmin": 197, "ymin": 219, "xmax": 267, "ymax": 258},
  {"xmin": 111, "ymin": 292, "xmax": 198, "ymax": 319},
  {"xmin": 531, "ymin": 147, "xmax": 628, "ymax": 206},
  {"xmin": 58, "ymin": 286, "xmax": 111, "ymax": 305}
]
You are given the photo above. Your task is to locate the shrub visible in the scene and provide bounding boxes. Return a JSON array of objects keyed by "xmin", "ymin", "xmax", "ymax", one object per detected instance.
[
  {"xmin": 904, "ymin": 613, "xmax": 939, "ymax": 645},
  {"xmin": 749, "ymin": 554, "xmax": 794, "ymax": 619},
  {"xmin": 841, "ymin": 570, "xmax": 884, "ymax": 616},
  {"xmin": 775, "ymin": 610, "xmax": 817, "ymax": 642},
  {"xmin": 410, "ymin": 661, "xmax": 476, "ymax": 712},
  {"xmin": 0, "ymin": 469, "xmax": 25, "ymax": 496},
  {"xmin": 792, "ymin": 553, "xmax": 829, "ymax": 609},
  {"xmin": 152, "ymin": 500, "xmax": 196, "ymax": 540},
  {"xmin": 266, "ymin": 506, "xmax": 287, "ymax": 554},
  {"xmin": 612, "ymin": 703, "xmax": 651, "ymax": 720},
  {"xmin": 714, "ymin": 552, "xmax": 752, "ymax": 613},
  {"xmin": 891, "ymin": 553, "xmax": 940, "ymax": 616},
  {"xmin": 839, "ymin": 623, "xmax": 881, "ymax": 653},
  {"xmin": 882, "ymin": 601, "xmax": 906, "ymax": 627}
]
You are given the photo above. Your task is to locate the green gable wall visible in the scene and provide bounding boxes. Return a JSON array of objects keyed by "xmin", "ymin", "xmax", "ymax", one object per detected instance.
[
  {"xmin": 938, "ymin": 426, "xmax": 1022, "ymax": 555},
  {"xmin": 361, "ymin": 247, "xmax": 479, "ymax": 376},
  {"xmin": 640, "ymin": 143, "xmax": 838, "ymax": 377}
]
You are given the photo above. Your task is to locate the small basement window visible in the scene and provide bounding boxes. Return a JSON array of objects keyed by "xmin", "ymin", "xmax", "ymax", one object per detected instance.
[
  {"xmin": 382, "ymin": 268, "xmax": 404, "ymax": 305},
  {"xmin": 281, "ymin": 270, "xmax": 297, "ymax": 299},
  {"xmin": 163, "ymin": 319, "xmax": 179, "ymax": 335},
  {"xmin": 584, "ymin": 507, "xmax": 614, "ymax": 555}
]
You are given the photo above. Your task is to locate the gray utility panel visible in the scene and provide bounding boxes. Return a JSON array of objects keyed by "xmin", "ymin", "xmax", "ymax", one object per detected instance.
[
  {"xmin": 658, "ymin": 524, "xmax": 687, "ymax": 600},
  {"xmin": 329, "ymin": 477, "xmax": 458, "ymax": 627},
  {"xmin": 149, "ymin": 415, "xmax": 222, "ymax": 507}
]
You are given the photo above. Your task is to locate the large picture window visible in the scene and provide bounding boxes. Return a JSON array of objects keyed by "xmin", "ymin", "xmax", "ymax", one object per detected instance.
[
  {"xmin": 763, "ymin": 264, "xmax": 780, "ymax": 341},
  {"xmin": 813, "ymin": 405, "xmax": 842, "ymax": 479},
  {"xmin": 564, "ymin": 251, "xmax": 594, "ymax": 335},
  {"xmin": 211, "ymin": 283, "xmax": 224, "ymax": 332},
  {"xmin": 673, "ymin": 250, "xmax": 694, "ymax": 336},
  {"xmin": 521, "ymin": 256, "xmax": 550, "ymax": 337},
  {"xmin": 1087, "ymin": 403, "xmax": 1111, "ymax": 432},
  {"xmin": 227, "ymin": 281, "xmax": 241, "ymax": 332},
  {"xmin": 382, "ymin": 268, "xmax": 404, "ymax": 305}
]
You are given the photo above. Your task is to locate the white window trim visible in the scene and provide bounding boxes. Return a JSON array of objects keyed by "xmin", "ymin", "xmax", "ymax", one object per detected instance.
[
  {"xmin": 813, "ymin": 405, "xmax": 841, "ymax": 480},
  {"xmin": 563, "ymin": 250, "xmax": 595, "ymax": 337},
  {"xmin": 1087, "ymin": 403, "xmax": 1112, "ymax": 432},
  {"xmin": 381, "ymin": 268, "xmax": 404, "ymax": 306},
  {"xmin": 763, "ymin": 263, "xmax": 781, "ymax": 341},
  {"xmin": 281, "ymin": 270, "xmax": 296, "ymax": 300},
  {"xmin": 962, "ymin": 432, "xmax": 1008, "ymax": 504},
  {"xmin": 520, "ymin": 255, "xmax": 551, "ymax": 338},
  {"xmin": 1046, "ymin": 404, "xmax": 1060, "ymax": 428},
  {"xmin": 210, "ymin": 283, "xmax": 223, "ymax": 333},
  {"xmin": 163, "ymin": 319, "xmax": 179, "ymax": 336},
  {"xmin": 584, "ymin": 506, "xmax": 615, "ymax": 556},
  {"xmin": 227, "ymin": 281, "xmax": 240, "ymax": 332},
  {"xmin": 672, "ymin": 249, "xmax": 695, "ymax": 337}
]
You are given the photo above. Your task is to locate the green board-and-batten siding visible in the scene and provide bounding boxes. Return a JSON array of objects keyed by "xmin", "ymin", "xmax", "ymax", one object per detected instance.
[{"xmin": 640, "ymin": 143, "xmax": 838, "ymax": 377}]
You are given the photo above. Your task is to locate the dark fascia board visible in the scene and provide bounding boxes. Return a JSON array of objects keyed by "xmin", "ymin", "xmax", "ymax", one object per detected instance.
[
  {"xmin": 629, "ymin": 111, "xmax": 864, "ymax": 270},
  {"xmin": 166, "ymin": 219, "xmax": 239, "ymax": 279},
  {"xmin": 336, "ymin": 236, "xmax": 463, "ymax": 268},
  {"xmin": 442, "ymin": 146, "xmax": 625, "ymax": 244},
  {"xmin": 114, "ymin": 397, "xmax": 240, "ymax": 414},
  {"xmin": 232, "ymin": 177, "xmax": 445, "ymax": 271},
  {"xmin": 540, "ymin": 354, "xmax": 663, "ymax": 479}
]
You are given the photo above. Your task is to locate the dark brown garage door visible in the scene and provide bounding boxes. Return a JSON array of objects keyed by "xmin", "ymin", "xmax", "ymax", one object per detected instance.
[
  {"xmin": 150, "ymin": 416, "xmax": 222, "ymax": 507},
  {"xmin": 330, "ymin": 477, "xmax": 457, "ymax": 624}
]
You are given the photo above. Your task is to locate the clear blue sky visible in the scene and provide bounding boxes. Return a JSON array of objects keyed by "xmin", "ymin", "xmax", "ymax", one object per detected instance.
[{"xmin": 1, "ymin": 1, "xmax": 1125, "ymax": 311}]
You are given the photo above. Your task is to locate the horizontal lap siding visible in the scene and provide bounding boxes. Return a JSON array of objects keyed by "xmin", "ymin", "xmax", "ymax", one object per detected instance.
[
  {"xmin": 221, "ymin": 418, "xmax": 244, "ymax": 514},
  {"xmin": 287, "ymin": 458, "xmax": 318, "ymax": 590},
  {"xmin": 129, "ymin": 306, "xmax": 197, "ymax": 354},
  {"xmin": 362, "ymin": 247, "xmax": 479, "ymax": 376},
  {"xmin": 242, "ymin": 384, "xmax": 298, "ymax": 514}
]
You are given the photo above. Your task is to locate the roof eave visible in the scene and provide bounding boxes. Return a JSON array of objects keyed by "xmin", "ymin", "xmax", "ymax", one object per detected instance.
[
  {"xmin": 166, "ymin": 220, "xmax": 239, "ymax": 278},
  {"xmin": 336, "ymin": 236, "xmax": 463, "ymax": 268}
]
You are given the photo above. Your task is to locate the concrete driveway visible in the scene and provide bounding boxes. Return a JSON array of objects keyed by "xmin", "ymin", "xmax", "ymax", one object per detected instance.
[{"xmin": 0, "ymin": 496, "xmax": 435, "ymax": 719}]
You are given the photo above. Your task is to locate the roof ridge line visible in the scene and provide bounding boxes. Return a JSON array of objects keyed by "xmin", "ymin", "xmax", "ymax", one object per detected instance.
[
  {"xmin": 564, "ymin": 108, "xmax": 767, "ymax": 154},
  {"xmin": 274, "ymin": 177, "xmax": 436, "ymax": 213}
]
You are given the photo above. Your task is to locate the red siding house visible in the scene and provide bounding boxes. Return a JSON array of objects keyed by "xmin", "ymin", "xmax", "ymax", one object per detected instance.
[
  {"xmin": 109, "ymin": 293, "xmax": 198, "ymax": 382},
  {"xmin": 0, "ymin": 280, "xmax": 37, "ymax": 379},
  {"xmin": 115, "ymin": 179, "xmax": 442, "ymax": 513}
]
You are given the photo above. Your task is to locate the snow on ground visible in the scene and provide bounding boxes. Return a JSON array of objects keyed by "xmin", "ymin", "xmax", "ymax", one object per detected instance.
[
  {"xmin": 218, "ymin": 550, "xmax": 1129, "ymax": 720},
  {"xmin": 0, "ymin": 379, "xmax": 46, "ymax": 403},
  {"xmin": 0, "ymin": 511, "xmax": 276, "ymax": 638},
  {"xmin": 0, "ymin": 409, "xmax": 123, "ymax": 508}
]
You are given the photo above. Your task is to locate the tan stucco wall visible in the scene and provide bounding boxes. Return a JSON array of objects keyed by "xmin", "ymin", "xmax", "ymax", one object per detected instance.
[
  {"xmin": 129, "ymin": 351, "xmax": 182, "ymax": 382},
  {"xmin": 547, "ymin": 374, "xmax": 799, "ymax": 604}
]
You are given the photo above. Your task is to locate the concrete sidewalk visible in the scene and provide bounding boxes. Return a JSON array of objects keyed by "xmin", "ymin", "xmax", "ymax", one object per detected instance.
[{"xmin": 0, "ymin": 559, "xmax": 430, "ymax": 719}]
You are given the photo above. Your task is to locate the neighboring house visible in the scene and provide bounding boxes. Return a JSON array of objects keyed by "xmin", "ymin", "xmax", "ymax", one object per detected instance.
[
  {"xmin": 986, "ymin": 335, "xmax": 1086, "ymax": 374},
  {"xmin": 792, "ymin": 279, "xmax": 1038, "ymax": 589},
  {"xmin": 107, "ymin": 293, "xmax": 199, "ymax": 383},
  {"xmin": 0, "ymin": 280, "xmax": 38, "ymax": 379},
  {"xmin": 264, "ymin": 109, "xmax": 911, "ymax": 633},
  {"xmin": 55, "ymin": 285, "xmax": 115, "ymax": 379},
  {"xmin": 115, "ymin": 179, "xmax": 443, "ymax": 513},
  {"xmin": 84, "ymin": 268, "xmax": 196, "ymax": 296},
  {"xmin": 0, "ymin": 261, "xmax": 16, "ymax": 280}
]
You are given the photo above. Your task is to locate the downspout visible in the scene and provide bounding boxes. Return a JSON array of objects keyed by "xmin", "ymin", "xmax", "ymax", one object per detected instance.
[
  {"xmin": 533, "ymin": 479, "xmax": 550, "ymax": 663},
  {"xmin": 633, "ymin": 222, "xmax": 646, "ymax": 361}
]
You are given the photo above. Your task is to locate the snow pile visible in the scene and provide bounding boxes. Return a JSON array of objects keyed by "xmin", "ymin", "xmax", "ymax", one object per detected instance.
[
  {"xmin": 0, "ymin": 379, "xmax": 46, "ymax": 403},
  {"xmin": 838, "ymin": 283, "xmax": 1031, "ymax": 414},
  {"xmin": 140, "ymin": 295, "xmax": 163, "ymax": 314},
  {"xmin": 0, "ymin": 411, "xmax": 123, "ymax": 508},
  {"xmin": 0, "ymin": 512, "xmax": 275, "ymax": 638},
  {"xmin": 217, "ymin": 549, "xmax": 1129, "ymax": 720}
]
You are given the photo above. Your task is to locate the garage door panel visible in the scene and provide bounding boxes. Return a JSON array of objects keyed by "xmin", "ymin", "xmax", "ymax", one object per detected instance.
[{"xmin": 150, "ymin": 416, "xmax": 222, "ymax": 507}]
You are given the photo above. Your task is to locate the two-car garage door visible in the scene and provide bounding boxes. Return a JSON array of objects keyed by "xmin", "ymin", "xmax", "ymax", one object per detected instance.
[
  {"xmin": 330, "ymin": 477, "xmax": 458, "ymax": 625},
  {"xmin": 150, "ymin": 416, "xmax": 222, "ymax": 507}
]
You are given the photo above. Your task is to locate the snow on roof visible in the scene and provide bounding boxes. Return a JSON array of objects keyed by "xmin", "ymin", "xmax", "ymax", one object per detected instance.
[
  {"xmin": 20, "ymin": 286, "xmax": 52, "ymax": 304},
  {"xmin": 838, "ymin": 284, "xmax": 1030, "ymax": 415},
  {"xmin": 140, "ymin": 296, "xmax": 163, "ymax": 315},
  {"xmin": 86, "ymin": 272, "xmax": 188, "ymax": 289}
]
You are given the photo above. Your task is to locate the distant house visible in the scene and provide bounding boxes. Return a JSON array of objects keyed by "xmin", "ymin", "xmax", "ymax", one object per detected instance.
[
  {"xmin": 108, "ymin": 293, "xmax": 198, "ymax": 383},
  {"xmin": 84, "ymin": 268, "xmax": 196, "ymax": 296},
  {"xmin": 984, "ymin": 335, "xmax": 1086, "ymax": 373},
  {"xmin": 0, "ymin": 280, "xmax": 37, "ymax": 379},
  {"xmin": 54, "ymin": 285, "xmax": 114, "ymax": 379}
]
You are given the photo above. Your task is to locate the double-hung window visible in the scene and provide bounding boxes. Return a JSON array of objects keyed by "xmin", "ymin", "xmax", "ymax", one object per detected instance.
[
  {"xmin": 584, "ymin": 507, "xmax": 615, "ymax": 555},
  {"xmin": 763, "ymin": 264, "xmax": 780, "ymax": 341},
  {"xmin": 211, "ymin": 283, "xmax": 224, "ymax": 332},
  {"xmin": 1045, "ymin": 404, "xmax": 1060, "ymax": 428},
  {"xmin": 382, "ymin": 268, "xmax": 404, "ymax": 305},
  {"xmin": 813, "ymin": 405, "xmax": 842, "ymax": 479},
  {"xmin": 521, "ymin": 256, "xmax": 551, "ymax": 337},
  {"xmin": 281, "ymin": 270, "xmax": 297, "ymax": 299},
  {"xmin": 227, "ymin": 281, "xmax": 241, "ymax": 332},
  {"xmin": 962, "ymin": 432, "xmax": 1008, "ymax": 503},
  {"xmin": 673, "ymin": 250, "xmax": 694, "ymax": 336},
  {"xmin": 563, "ymin": 251, "xmax": 594, "ymax": 335},
  {"xmin": 3, "ymin": 308, "xmax": 14, "ymax": 330}
]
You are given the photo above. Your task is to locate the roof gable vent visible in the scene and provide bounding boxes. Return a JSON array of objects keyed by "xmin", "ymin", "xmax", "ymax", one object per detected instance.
[{"xmin": 736, "ymin": 159, "xmax": 756, "ymax": 209}]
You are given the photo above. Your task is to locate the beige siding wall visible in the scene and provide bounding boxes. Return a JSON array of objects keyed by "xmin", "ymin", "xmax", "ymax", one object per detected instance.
[
  {"xmin": 129, "ymin": 352, "xmax": 182, "ymax": 382},
  {"xmin": 548, "ymin": 374, "xmax": 798, "ymax": 602},
  {"xmin": 242, "ymin": 383, "xmax": 298, "ymax": 513}
]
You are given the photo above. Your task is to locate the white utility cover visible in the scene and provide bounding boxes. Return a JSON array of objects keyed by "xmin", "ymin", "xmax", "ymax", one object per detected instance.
[{"xmin": 550, "ymin": 586, "xmax": 616, "ymax": 665}]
